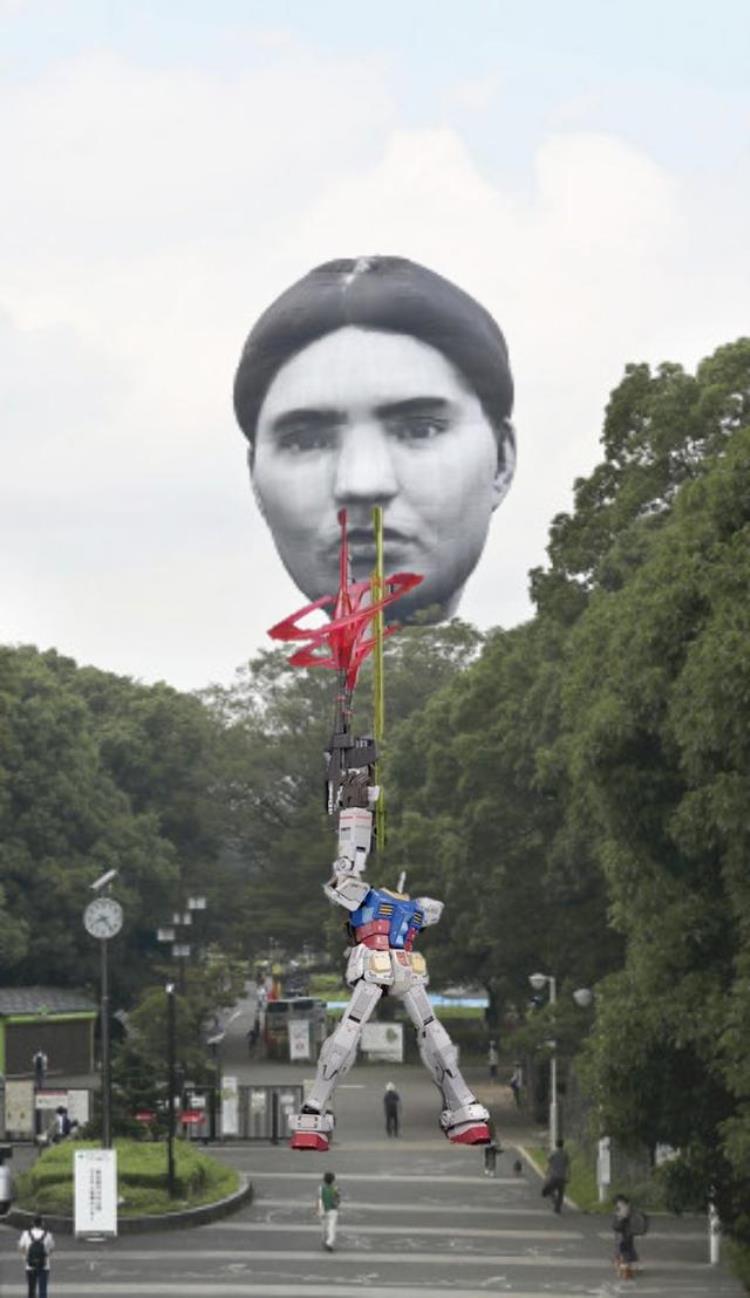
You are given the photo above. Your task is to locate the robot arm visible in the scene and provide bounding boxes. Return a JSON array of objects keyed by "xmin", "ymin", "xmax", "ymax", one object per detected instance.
[{"xmin": 416, "ymin": 896, "xmax": 444, "ymax": 926}]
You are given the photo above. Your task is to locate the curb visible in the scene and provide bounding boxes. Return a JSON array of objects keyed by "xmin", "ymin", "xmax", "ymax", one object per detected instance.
[{"xmin": 5, "ymin": 1173, "xmax": 253, "ymax": 1236}]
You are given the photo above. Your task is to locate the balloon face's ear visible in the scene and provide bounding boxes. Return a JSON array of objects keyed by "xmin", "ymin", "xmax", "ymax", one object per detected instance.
[
  {"xmin": 248, "ymin": 444, "xmax": 267, "ymax": 519},
  {"xmin": 491, "ymin": 419, "xmax": 516, "ymax": 511}
]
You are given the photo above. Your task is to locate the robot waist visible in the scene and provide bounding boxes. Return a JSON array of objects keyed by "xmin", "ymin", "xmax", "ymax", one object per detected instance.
[
  {"xmin": 354, "ymin": 920, "xmax": 390, "ymax": 949},
  {"xmin": 353, "ymin": 920, "xmax": 419, "ymax": 951}
]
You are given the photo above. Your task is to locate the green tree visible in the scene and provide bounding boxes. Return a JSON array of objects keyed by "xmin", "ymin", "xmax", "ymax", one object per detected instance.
[
  {"xmin": 199, "ymin": 622, "xmax": 484, "ymax": 961},
  {"xmin": 566, "ymin": 410, "xmax": 750, "ymax": 1239},
  {"xmin": 386, "ymin": 615, "xmax": 619, "ymax": 1023},
  {"xmin": 0, "ymin": 646, "xmax": 178, "ymax": 999}
]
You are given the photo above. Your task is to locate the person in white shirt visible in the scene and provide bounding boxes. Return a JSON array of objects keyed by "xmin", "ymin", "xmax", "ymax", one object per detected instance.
[{"xmin": 18, "ymin": 1215, "xmax": 55, "ymax": 1298}]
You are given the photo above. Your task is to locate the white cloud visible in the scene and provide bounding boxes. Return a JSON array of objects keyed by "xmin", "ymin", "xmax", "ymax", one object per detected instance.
[{"xmin": 2, "ymin": 44, "xmax": 748, "ymax": 687}]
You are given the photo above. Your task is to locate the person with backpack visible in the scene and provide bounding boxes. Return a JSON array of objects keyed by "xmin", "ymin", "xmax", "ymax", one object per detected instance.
[
  {"xmin": 612, "ymin": 1193, "xmax": 648, "ymax": 1279},
  {"xmin": 317, "ymin": 1170, "xmax": 341, "ymax": 1252},
  {"xmin": 52, "ymin": 1107, "xmax": 71, "ymax": 1143},
  {"xmin": 18, "ymin": 1214, "xmax": 54, "ymax": 1298}
]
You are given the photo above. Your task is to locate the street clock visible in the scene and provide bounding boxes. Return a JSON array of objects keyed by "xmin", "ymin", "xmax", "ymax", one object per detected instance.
[{"xmin": 84, "ymin": 897, "xmax": 123, "ymax": 940}]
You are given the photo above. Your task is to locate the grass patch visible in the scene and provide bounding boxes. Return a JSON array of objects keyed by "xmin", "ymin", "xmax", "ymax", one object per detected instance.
[
  {"xmin": 526, "ymin": 1144, "xmax": 603, "ymax": 1213},
  {"xmin": 726, "ymin": 1239, "xmax": 750, "ymax": 1294},
  {"xmin": 525, "ymin": 1143, "xmax": 670, "ymax": 1215},
  {"xmin": 15, "ymin": 1139, "xmax": 239, "ymax": 1217}
]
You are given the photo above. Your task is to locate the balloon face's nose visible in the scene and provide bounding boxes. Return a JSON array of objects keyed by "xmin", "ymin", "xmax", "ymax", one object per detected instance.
[{"xmin": 333, "ymin": 424, "xmax": 399, "ymax": 508}]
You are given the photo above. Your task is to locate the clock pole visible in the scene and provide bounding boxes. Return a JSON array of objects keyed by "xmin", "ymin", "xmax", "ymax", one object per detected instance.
[
  {"xmin": 84, "ymin": 875, "xmax": 123, "ymax": 1151},
  {"xmin": 101, "ymin": 931, "xmax": 112, "ymax": 1149}
]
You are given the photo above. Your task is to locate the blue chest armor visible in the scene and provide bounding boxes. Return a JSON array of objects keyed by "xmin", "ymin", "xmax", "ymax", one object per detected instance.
[{"xmin": 351, "ymin": 887, "xmax": 424, "ymax": 949}]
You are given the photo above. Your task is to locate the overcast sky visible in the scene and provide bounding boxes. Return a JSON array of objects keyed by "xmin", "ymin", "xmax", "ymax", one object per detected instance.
[{"xmin": 2, "ymin": 0, "xmax": 748, "ymax": 691}]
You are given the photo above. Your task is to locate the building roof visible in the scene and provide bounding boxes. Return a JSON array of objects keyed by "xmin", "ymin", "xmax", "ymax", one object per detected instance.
[{"xmin": 0, "ymin": 987, "xmax": 97, "ymax": 1017}]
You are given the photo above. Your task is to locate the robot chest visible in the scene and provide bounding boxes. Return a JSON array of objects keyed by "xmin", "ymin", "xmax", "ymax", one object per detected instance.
[{"xmin": 352, "ymin": 893, "xmax": 423, "ymax": 949}]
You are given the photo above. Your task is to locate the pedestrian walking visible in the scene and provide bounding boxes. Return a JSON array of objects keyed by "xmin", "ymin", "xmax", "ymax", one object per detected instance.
[
  {"xmin": 542, "ymin": 1139, "xmax": 570, "ymax": 1214},
  {"xmin": 482, "ymin": 1118, "xmax": 501, "ymax": 1176},
  {"xmin": 32, "ymin": 1050, "xmax": 48, "ymax": 1090},
  {"xmin": 383, "ymin": 1082, "xmax": 401, "ymax": 1137},
  {"xmin": 0, "ymin": 1152, "xmax": 12, "ymax": 1215},
  {"xmin": 317, "ymin": 1170, "xmax": 341, "ymax": 1252},
  {"xmin": 52, "ymin": 1107, "xmax": 72, "ymax": 1143},
  {"xmin": 487, "ymin": 1040, "xmax": 499, "ymax": 1081},
  {"xmin": 509, "ymin": 1062, "xmax": 523, "ymax": 1107},
  {"xmin": 18, "ymin": 1214, "xmax": 54, "ymax": 1298},
  {"xmin": 613, "ymin": 1193, "xmax": 645, "ymax": 1280}
]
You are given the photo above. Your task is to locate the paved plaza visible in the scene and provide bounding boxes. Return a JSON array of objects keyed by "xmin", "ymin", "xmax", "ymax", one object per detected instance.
[{"xmin": 1, "ymin": 1038, "xmax": 744, "ymax": 1297}]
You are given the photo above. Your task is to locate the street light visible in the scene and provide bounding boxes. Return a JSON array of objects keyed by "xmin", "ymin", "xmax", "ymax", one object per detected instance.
[
  {"xmin": 165, "ymin": 982, "xmax": 177, "ymax": 1197},
  {"xmin": 529, "ymin": 971, "xmax": 558, "ymax": 1149}
]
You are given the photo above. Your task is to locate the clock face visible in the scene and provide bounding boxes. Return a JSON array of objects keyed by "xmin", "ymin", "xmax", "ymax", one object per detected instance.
[{"xmin": 84, "ymin": 897, "xmax": 123, "ymax": 940}]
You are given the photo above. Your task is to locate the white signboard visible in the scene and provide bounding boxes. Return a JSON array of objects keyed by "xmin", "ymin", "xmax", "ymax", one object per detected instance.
[
  {"xmin": 288, "ymin": 1019, "xmax": 311, "ymax": 1061},
  {"xmin": 221, "ymin": 1075, "xmax": 239, "ymax": 1137},
  {"xmin": 362, "ymin": 1022, "xmax": 403, "ymax": 1063},
  {"xmin": 74, "ymin": 1149, "xmax": 118, "ymax": 1237},
  {"xmin": 67, "ymin": 1089, "xmax": 90, "ymax": 1128},
  {"xmin": 35, "ymin": 1089, "xmax": 68, "ymax": 1111},
  {"xmin": 5, "ymin": 1080, "xmax": 34, "ymax": 1137}
]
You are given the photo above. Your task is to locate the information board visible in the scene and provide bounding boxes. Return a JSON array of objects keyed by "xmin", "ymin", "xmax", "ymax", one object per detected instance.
[
  {"xmin": 288, "ymin": 1019, "xmax": 311, "ymax": 1061},
  {"xmin": 74, "ymin": 1148, "xmax": 118, "ymax": 1237},
  {"xmin": 221, "ymin": 1075, "xmax": 239, "ymax": 1137}
]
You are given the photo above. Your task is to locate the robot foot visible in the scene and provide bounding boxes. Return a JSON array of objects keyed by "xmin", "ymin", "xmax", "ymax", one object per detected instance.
[
  {"xmin": 289, "ymin": 1107, "xmax": 334, "ymax": 1152},
  {"xmin": 440, "ymin": 1103, "xmax": 492, "ymax": 1146}
]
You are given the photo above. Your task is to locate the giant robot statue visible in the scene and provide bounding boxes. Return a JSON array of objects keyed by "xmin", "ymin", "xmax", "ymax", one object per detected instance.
[{"xmin": 268, "ymin": 509, "xmax": 492, "ymax": 1152}]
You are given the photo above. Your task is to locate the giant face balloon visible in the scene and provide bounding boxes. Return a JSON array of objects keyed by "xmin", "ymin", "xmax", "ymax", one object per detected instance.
[{"xmin": 233, "ymin": 256, "xmax": 515, "ymax": 622}]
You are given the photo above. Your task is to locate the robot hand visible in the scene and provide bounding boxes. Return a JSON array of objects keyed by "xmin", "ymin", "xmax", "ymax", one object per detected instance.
[{"xmin": 332, "ymin": 855, "xmax": 363, "ymax": 879}]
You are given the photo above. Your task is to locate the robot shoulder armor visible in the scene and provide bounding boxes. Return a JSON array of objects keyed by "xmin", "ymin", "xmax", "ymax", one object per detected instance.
[{"xmin": 415, "ymin": 896, "xmax": 444, "ymax": 926}]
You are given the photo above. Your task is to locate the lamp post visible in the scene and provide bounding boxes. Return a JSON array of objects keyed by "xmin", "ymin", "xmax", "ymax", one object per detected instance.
[
  {"xmin": 165, "ymin": 982, "xmax": 176, "ymax": 1197},
  {"xmin": 572, "ymin": 986, "xmax": 611, "ymax": 1202},
  {"xmin": 529, "ymin": 971, "xmax": 558, "ymax": 1149}
]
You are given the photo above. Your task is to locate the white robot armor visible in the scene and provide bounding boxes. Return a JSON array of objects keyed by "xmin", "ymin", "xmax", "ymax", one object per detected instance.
[{"xmin": 288, "ymin": 810, "xmax": 491, "ymax": 1152}]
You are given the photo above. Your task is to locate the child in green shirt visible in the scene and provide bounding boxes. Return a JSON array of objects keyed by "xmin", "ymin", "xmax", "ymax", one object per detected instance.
[{"xmin": 317, "ymin": 1170, "xmax": 341, "ymax": 1251}]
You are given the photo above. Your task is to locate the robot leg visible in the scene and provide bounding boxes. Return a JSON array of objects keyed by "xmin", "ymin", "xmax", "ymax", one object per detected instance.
[
  {"xmin": 402, "ymin": 984, "xmax": 491, "ymax": 1145},
  {"xmin": 289, "ymin": 979, "xmax": 383, "ymax": 1151}
]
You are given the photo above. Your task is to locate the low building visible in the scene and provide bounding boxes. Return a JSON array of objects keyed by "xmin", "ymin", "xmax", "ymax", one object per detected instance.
[{"xmin": 0, "ymin": 987, "xmax": 97, "ymax": 1078}]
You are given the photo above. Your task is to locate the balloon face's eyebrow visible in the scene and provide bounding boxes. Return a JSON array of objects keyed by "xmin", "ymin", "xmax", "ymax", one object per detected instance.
[
  {"xmin": 268, "ymin": 396, "xmax": 456, "ymax": 436},
  {"xmin": 269, "ymin": 407, "xmax": 342, "ymax": 436},
  {"xmin": 374, "ymin": 397, "xmax": 456, "ymax": 421}
]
